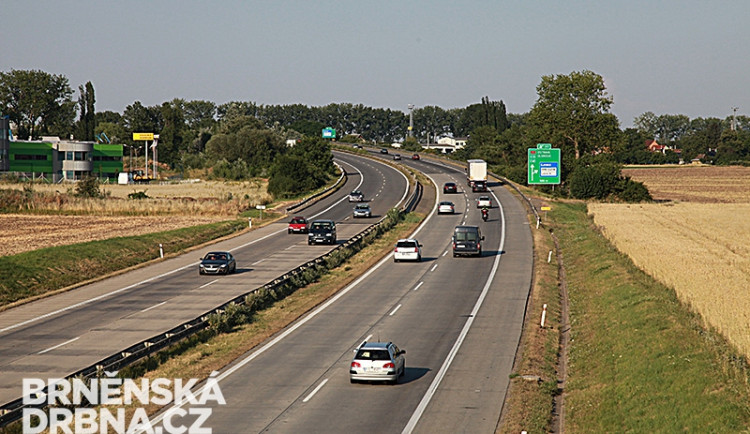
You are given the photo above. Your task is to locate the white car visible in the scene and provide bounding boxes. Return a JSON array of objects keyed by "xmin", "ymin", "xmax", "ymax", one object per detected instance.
[
  {"xmin": 438, "ymin": 201, "xmax": 455, "ymax": 214},
  {"xmin": 350, "ymin": 341, "xmax": 406, "ymax": 384},
  {"xmin": 393, "ymin": 239, "xmax": 422, "ymax": 262},
  {"xmin": 476, "ymin": 196, "xmax": 492, "ymax": 208}
]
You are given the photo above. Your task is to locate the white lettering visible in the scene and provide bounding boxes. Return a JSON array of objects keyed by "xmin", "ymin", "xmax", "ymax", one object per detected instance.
[
  {"xmin": 100, "ymin": 377, "xmax": 122, "ymax": 405},
  {"xmin": 163, "ymin": 407, "xmax": 188, "ymax": 434},
  {"xmin": 72, "ymin": 378, "xmax": 97, "ymax": 405},
  {"xmin": 74, "ymin": 408, "xmax": 97, "ymax": 434},
  {"xmin": 151, "ymin": 378, "xmax": 172, "ymax": 405},
  {"xmin": 48, "ymin": 379, "xmax": 71, "ymax": 406},
  {"xmin": 123, "ymin": 378, "xmax": 150, "ymax": 405},
  {"xmin": 23, "ymin": 379, "xmax": 46, "ymax": 405},
  {"xmin": 189, "ymin": 408, "xmax": 213, "ymax": 434},
  {"xmin": 48, "ymin": 407, "xmax": 73, "ymax": 434},
  {"xmin": 23, "ymin": 408, "xmax": 47, "ymax": 433}
]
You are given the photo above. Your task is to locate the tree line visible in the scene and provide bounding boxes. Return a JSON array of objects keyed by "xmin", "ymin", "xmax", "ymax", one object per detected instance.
[{"xmin": 2, "ymin": 68, "xmax": 749, "ymax": 201}]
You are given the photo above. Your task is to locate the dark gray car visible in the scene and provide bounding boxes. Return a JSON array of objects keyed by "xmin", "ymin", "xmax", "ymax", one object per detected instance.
[
  {"xmin": 452, "ymin": 225, "xmax": 484, "ymax": 257},
  {"xmin": 308, "ymin": 220, "xmax": 337, "ymax": 245}
]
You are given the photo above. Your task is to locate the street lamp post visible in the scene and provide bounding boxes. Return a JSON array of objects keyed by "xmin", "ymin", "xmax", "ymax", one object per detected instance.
[{"xmin": 408, "ymin": 104, "xmax": 415, "ymax": 137}]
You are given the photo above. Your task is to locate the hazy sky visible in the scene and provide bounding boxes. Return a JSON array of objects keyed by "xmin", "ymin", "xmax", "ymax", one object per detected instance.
[{"xmin": 2, "ymin": 1, "xmax": 748, "ymax": 127}]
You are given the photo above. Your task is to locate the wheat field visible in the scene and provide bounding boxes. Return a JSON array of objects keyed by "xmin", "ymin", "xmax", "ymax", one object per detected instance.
[{"xmin": 589, "ymin": 166, "xmax": 750, "ymax": 357}]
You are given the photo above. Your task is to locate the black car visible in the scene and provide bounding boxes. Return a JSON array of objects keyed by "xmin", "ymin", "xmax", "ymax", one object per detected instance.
[
  {"xmin": 380, "ymin": 148, "xmax": 389, "ymax": 154},
  {"xmin": 308, "ymin": 220, "xmax": 337, "ymax": 245},
  {"xmin": 443, "ymin": 182, "xmax": 457, "ymax": 194},
  {"xmin": 199, "ymin": 251, "xmax": 237, "ymax": 275}
]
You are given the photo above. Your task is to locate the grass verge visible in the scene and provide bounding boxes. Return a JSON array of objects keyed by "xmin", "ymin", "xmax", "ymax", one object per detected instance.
[
  {"xmin": 556, "ymin": 201, "xmax": 750, "ymax": 432},
  {"xmin": 499, "ymin": 195, "xmax": 561, "ymax": 433}
]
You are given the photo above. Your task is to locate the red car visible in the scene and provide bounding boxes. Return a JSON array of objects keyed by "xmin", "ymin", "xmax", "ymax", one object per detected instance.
[
  {"xmin": 288, "ymin": 216, "xmax": 309, "ymax": 234},
  {"xmin": 411, "ymin": 154, "xmax": 420, "ymax": 160}
]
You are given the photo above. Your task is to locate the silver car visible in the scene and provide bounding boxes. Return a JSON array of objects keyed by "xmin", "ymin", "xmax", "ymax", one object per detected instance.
[
  {"xmin": 353, "ymin": 203, "xmax": 372, "ymax": 218},
  {"xmin": 350, "ymin": 341, "xmax": 406, "ymax": 384}
]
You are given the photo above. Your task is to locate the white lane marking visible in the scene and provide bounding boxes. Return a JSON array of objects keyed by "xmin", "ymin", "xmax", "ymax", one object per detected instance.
[
  {"xmin": 442, "ymin": 250, "xmax": 448, "ymax": 257},
  {"xmin": 413, "ymin": 282, "xmax": 424, "ymax": 291},
  {"xmin": 199, "ymin": 280, "xmax": 218, "ymax": 289},
  {"xmin": 140, "ymin": 301, "xmax": 167, "ymax": 313},
  {"xmin": 252, "ymin": 259, "xmax": 266, "ymax": 265},
  {"xmin": 430, "ymin": 264, "xmax": 438, "ymax": 272},
  {"xmin": 402, "ymin": 179, "xmax": 507, "ymax": 434},
  {"xmin": 303, "ymin": 378, "xmax": 328, "ymax": 403},
  {"xmin": 389, "ymin": 304, "xmax": 402, "ymax": 316},
  {"xmin": 284, "ymin": 244, "xmax": 296, "ymax": 250},
  {"xmin": 38, "ymin": 337, "xmax": 80, "ymax": 355}
]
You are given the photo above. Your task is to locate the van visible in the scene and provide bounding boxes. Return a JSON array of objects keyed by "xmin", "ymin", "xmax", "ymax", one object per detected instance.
[{"xmin": 452, "ymin": 225, "xmax": 483, "ymax": 257}]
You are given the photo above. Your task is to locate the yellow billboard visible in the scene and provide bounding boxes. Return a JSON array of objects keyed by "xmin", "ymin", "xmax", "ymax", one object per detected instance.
[{"xmin": 132, "ymin": 133, "xmax": 154, "ymax": 141}]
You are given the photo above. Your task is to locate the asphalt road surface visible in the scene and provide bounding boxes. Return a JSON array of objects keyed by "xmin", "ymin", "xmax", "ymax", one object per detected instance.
[{"xmin": 148, "ymin": 151, "xmax": 533, "ymax": 434}]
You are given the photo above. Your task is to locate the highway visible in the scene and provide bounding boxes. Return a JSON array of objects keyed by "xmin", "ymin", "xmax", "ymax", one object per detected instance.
[
  {"xmin": 148, "ymin": 152, "xmax": 534, "ymax": 433},
  {"xmin": 0, "ymin": 151, "xmax": 409, "ymax": 406}
]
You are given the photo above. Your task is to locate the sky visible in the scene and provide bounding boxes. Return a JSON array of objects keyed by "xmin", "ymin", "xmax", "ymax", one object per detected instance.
[{"xmin": 2, "ymin": 0, "xmax": 748, "ymax": 128}]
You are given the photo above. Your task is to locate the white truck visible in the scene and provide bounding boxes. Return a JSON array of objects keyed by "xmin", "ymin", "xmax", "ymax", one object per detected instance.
[{"xmin": 466, "ymin": 159, "xmax": 488, "ymax": 192}]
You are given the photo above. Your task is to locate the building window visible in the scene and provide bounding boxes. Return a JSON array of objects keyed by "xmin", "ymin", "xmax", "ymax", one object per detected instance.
[
  {"xmin": 14, "ymin": 154, "xmax": 47, "ymax": 160},
  {"xmin": 66, "ymin": 151, "xmax": 73, "ymax": 161}
]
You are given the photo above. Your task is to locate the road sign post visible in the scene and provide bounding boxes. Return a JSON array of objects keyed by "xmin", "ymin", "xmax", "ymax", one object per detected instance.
[{"xmin": 528, "ymin": 143, "xmax": 561, "ymax": 185}]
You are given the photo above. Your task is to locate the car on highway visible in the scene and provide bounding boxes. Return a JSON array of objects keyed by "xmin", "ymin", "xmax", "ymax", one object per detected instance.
[
  {"xmin": 443, "ymin": 182, "xmax": 457, "ymax": 194},
  {"xmin": 412, "ymin": 153, "xmax": 420, "ymax": 160},
  {"xmin": 438, "ymin": 201, "xmax": 455, "ymax": 214},
  {"xmin": 308, "ymin": 220, "xmax": 337, "ymax": 245},
  {"xmin": 199, "ymin": 251, "xmax": 236, "ymax": 275},
  {"xmin": 348, "ymin": 190, "xmax": 364, "ymax": 202},
  {"xmin": 287, "ymin": 216, "xmax": 308, "ymax": 234},
  {"xmin": 350, "ymin": 341, "xmax": 406, "ymax": 384},
  {"xmin": 353, "ymin": 203, "xmax": 372, "ymax": 218},
  {"xmin": 393, "ymin": 238, "xmax": 422, "ymax": 262},
  {"xmin": 352, "ymin": 144, "xmax": 362, "ymax": 149},
  {"xmin": 452, "ymin": 226, "xmax": 483, "ymax": 257},
  {"xmin": 476, "ymin": 195, "xmax": 492, "ymax": 208},
  {"xmin": 472, "ymin": 181, "xmax": 488, "ymax": 192},
  {"xmin": 380, "ymin": 148, "xmax": 389, "ymax": 154},
  {"xmin": 393, "ymin": 154, "xmax": 401, "ymax": 160}
]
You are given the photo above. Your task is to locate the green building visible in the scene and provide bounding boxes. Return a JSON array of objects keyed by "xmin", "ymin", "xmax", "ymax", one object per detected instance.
[{"xmin": 4, "ymin": 138, "xmax": 123, "ymax": 182}]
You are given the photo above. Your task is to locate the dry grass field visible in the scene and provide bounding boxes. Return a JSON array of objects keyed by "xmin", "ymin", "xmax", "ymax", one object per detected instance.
[
  {"xmin": 590, "ymin": 165, "xmax": 750, "ymax": 357},
  {"xmin": 622, "ymin": 165, "xmax": 750, "ymax": 203},
  {"xmin": 0, "ymin": 180, "xmax": 273, "ymax": 256}
]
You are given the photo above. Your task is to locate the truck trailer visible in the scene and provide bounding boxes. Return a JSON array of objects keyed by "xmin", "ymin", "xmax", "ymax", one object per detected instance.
[{"xmin": 466, "ymin": 159, "xmax": 488, "ymax": 191}]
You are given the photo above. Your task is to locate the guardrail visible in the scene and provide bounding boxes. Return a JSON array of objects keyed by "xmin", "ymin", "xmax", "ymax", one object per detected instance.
[
  {"xmin": 285, "ymin": 162, "xmax": 346, "ymax": 214},
  {"xmin": 0, "ymin": 167, "xmax": 422, "ymax": 428}
]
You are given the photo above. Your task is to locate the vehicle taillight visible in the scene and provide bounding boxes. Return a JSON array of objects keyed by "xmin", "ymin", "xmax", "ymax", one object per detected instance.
[
  {"xmin": 351, "ymin": 362, "xmax": 361, "ymax": 368},
  {"xmin": 383, "ymin": 362, "xmax": 395, "ymax": 369}
]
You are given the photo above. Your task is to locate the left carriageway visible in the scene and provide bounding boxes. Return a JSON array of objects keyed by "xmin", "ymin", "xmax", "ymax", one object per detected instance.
[{"xmin": 0, "ymin": 151, "xmax": 409, "ymax": 406}]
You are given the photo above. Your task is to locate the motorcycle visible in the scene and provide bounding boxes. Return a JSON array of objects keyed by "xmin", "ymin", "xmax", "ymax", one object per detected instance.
[{"xmin": 481, "ymin": 208, "xmax": 488, "ymax": 222}]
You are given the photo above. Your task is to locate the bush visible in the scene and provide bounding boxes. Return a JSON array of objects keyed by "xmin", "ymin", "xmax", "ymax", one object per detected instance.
[
  {"xmin": 616, "ymin": 179, "xmax": 652, "ymax": 202},
  {"xmin": 128, "ymin": 190, "xmax": 149, "ymax": 200},
  {"xmin": 568, "ymin": 163, "xmax": 620, "ymax": 200},
  {"xmin": 75, "ymin": 176, "xmax": 101, "ymax": 198}
]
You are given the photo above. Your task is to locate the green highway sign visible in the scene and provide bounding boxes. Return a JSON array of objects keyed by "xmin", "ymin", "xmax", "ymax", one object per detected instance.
[
  {"xmin": 322, "ymin": 127, "xmax": 336, "ymax": 139},
  {"xmin": 528, "ymin": 145, "xmax": 561, "ymax": 185}
]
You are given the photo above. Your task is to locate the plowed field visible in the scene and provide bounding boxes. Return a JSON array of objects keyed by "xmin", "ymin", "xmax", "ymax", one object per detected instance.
[{"xmin": 0, "ymin": 214, "xmax": 227, "ymax": 257}]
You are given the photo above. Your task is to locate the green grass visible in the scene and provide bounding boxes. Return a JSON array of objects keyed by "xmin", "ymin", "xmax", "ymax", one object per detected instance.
[
  {"xmin": 554, "ymin": 202, "xmax": 750, "ymax": 432},
  {"xmin": 0, "ymin": 220, "xmax": 247, "ymax": 307}
]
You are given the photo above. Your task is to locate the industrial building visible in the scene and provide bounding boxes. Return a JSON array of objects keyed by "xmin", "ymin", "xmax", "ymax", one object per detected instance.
[{"xmin": 0, "ymin": 118, "xmax": 123, "ymax": 182}]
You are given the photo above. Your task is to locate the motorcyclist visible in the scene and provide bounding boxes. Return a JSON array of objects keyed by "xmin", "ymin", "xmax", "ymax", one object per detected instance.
[{"xmin": 481, "ymin": 206, "xmax": 489, "ymax": 221}]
